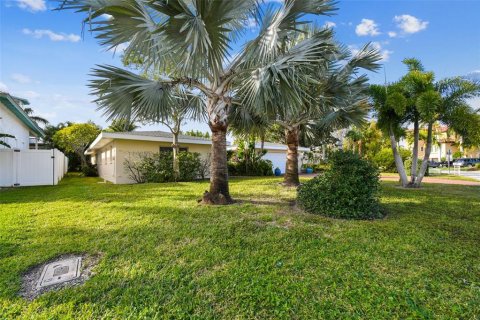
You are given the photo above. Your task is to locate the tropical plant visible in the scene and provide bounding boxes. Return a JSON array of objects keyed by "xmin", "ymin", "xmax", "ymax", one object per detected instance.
[
  {"xmin": 23, "ymin": 107, "xmax": 49, "ymax": 126},
  {"xmin": 247, "ymin": 42, "xmax": 380, "ymax": 185},
  {"xmin": 105, "ymin": 118, "xmax": 139, "ymax": 132},
  {"xmin": 298, "ymin": 150, "xmax": 382, "ymax": 220},
  {"xmin": 371, "ymin": 58, "xmax": 480, "ymax": 187},
  {"xmin": 57, "ymin": 0, "xmax": 341, "ymax": 204},
  {"xmin": 183, "ymin": 130, "xmax": 210, "ymax": 139},
  {"xmin": 52, "ymin": 122, "xmax": 101, "ymax": 168},
  {"xmin": 0, "ymin": 133, "xmax": 15, "ymax": 148}
]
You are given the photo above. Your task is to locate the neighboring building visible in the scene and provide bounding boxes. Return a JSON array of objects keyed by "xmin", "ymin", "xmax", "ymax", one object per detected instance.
[
  {"xmin": 406, "ymin": 125, "xmax": 480, "ymax": 161},
  {"xmin": 85, "ymin": 131, "xmax": 216, "ymax": 184},
  {"xmin": 0, "ymin": 92, "xmax": 44, "ymax": 149},
  {"xmin": 228, "ymin": 142, "xmax": 309, "ymax": 174}
]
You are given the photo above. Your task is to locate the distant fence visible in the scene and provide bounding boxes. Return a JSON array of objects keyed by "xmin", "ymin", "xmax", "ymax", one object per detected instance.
[{"xmin": 0, "ymin": 149, "xmax": 68, "ymax": 187}]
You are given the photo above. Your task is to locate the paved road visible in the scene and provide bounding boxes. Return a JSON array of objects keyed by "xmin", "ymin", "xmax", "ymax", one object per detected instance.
[
  {"xmin": 439, "ymin": 170, "xmax": 480, "ymax": 181},
  {"xmin": 381, "ymin": 175, "xmax": 480, "ymax": 186}
]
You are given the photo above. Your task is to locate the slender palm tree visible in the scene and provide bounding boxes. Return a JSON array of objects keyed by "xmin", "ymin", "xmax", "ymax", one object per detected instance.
[
  {"xmin": 23, "ymin": 107, "xmax": 49, "ymax": 126},
  {"xmin": 58, "ymin": 0, "xmax": 338, "ymax": 204}
]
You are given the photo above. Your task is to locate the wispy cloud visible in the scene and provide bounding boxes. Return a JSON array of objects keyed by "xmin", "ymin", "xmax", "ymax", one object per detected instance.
[
  {"xmin": 394, "ymin": 15, "xmax": 428, "ymax": 34},
  {"xmin": 0, "ymin": 82, "xmax": 8, "ymax": 92},
  {"xmin": 22, "ymin": 28, "xmax": 81, "ymax": 42},
  {"xmin": 388, "ymin": 31, "xmax": 397, "ymax": 38},
  {"xmin": 17, "ymin": 0, "xmax": 46, "ymax": 12},
  {"xmin": 355, "ymin": 19, "xmax": 380, "ymax": 37},
  {"xmin": 324, "ymin": 21, "xmax": 336, "ymax": 28},
  {"xmin": 11, "ymin": 73, "xmax": 32, "ymax": 84}
]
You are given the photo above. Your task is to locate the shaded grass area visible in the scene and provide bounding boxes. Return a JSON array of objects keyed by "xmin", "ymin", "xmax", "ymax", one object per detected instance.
[{"xmin": 0, "ymin": 175, "xmax": 479, "ymax": 319}]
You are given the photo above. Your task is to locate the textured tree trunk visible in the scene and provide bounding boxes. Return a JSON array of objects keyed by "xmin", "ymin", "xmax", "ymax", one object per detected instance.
[
  {"xmin": 410, "ymin": 118, "xmax": 419, "ymax": 185},
  {"xmin": 201, "ymin": 97, "xmax": 233, "ymax": 205},
  {"xmin": 389, "ymin": 125, "xmax": 409, "ymax": 187},
  {"xmin": 172, "ymin": 133, "xmax": 180, "ymax": 182},
  {"xmin": 414, "ymin": 122, "xmax": 433, "ymax": 187},
  {"xmin": 283, "ymin": 127, "xmax": 300, "ymax": 187}
]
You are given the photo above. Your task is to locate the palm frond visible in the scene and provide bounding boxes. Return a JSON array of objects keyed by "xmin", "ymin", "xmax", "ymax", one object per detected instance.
[{"xmin": 89, "ymin": 64, "xmax": 176, "ymax": 122}]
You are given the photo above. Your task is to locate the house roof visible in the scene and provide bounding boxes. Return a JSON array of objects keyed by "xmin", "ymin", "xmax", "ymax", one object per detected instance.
[
  {"xmin": 85, "ymin": 130, "xmax": 219, "ymax": 154},
  {"xmin": 0, "ymin": 92, "xmax": 44, "ymax": 138},
  {"xmin": 228, "ymin": 142, "xmax": 310, "ymax": 152}
]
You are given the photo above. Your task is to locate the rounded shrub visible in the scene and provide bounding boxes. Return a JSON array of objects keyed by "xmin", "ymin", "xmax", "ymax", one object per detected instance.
[{"xmin": 297, "ymin": 151, "xmax": 383, "ymax": 220}]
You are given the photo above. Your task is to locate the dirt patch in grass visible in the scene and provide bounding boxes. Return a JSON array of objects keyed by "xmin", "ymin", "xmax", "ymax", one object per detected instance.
[{"xmin": 20, "ymin": 253, "xmax": 102, "ymax": 300}]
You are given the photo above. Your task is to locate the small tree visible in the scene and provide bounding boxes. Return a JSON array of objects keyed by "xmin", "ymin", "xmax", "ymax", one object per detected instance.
[{"xmin": 53, "ymin": 123, "xmax": 101, "ymax": 168}]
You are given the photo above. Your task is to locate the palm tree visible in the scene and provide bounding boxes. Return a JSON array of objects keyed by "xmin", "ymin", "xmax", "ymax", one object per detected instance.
[
  {"xmin": 372, "ymin": 60, "xmax": 480, "ymax": 187},
  {"xmin": 106, "ymin": 118, "xmax": 139, "ymax": 132},
  {"xmin": 58, "ymin": 0, "xmax": 338, "ymax": 204},
  {"xmin": 23, "ymin": 107, "xmax": 49, "ymax": 126}
]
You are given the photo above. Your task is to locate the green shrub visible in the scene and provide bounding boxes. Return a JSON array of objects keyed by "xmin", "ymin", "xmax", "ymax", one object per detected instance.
[
  {"xmin": 124, "ymin": 152, "xmax": 202, "ymax": 183},
  {"xmin": 298, "ymin": 151, "xmax": 383, "ymax": 220},
  {"xmin": 476, "ymin": 163, "xmax": 480, "ymax": 170},
  {"xmin": 404, "ymin": 158, "xmax": 423, "ymax": 174},
  {"xmin": 81, "ymin": 164, "xmax": 98, "ymax": 177},
  {"xmin": 372, "ymin": 147, "xmax": 410, "ymax": 172},
  {"xmin": 228, "ymin": 159, "xmax": 273, "ymax": 176}
]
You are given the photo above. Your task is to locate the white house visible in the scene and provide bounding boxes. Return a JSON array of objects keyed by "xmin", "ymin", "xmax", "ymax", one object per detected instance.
[
  {"xmin": 85, "ymin": 131, "xmax": 218, "ymax": 184},
  {"xmin": 0, "ymin": 92, "xmax": 68, "ymax": 187},
  {"xmin": 228, "ymin": 142, "xmax": 310, "ymax": 174},
  {"xmin": 0, "ymin": 92, "xmax": 44, "ymax": 149}
]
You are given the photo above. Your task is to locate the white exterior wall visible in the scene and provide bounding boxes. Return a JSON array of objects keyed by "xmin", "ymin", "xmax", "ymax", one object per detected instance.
[
  {"xmin": 0, "ymin": 149, "xmax": 68, "ymax": 187},
  {"xmin": 263, "ymin": 150, "xmax": 305, "ymax": 174},
  {"xmin": 92, "ymin": 139, "xmax": 212, "ymax": 184},
  {"xmin": 0, "ymin": 102, "xmax": 30, "ymax": 149}
]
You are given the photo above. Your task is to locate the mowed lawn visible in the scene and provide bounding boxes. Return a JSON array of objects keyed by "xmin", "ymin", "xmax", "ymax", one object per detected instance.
[{"xmin": 0, "ymin": 176, "xmax": 479, "ymax": 319}]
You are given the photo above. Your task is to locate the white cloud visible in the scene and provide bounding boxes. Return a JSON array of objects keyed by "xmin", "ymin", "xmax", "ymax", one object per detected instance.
[
  {"xmin": 22, "ymin": 28, "xmax": 81, "ymax": 42},
  {"xmin": 355, "ymin": 19, "xmax": 380, "ymax": 36},
  {"xmin": 11, "ymin": 73, "xmax": 32, "ymax": 84},
  {"xmin": 17, "ymin": 0, "xmax": 46, "ymax": 12},
  {"xmin": 324, "ymin": 21, "xmax": 336, "ymax": 28},
  {"xmin": 107, "ymin": 42, "xmax": 129, "ymax": 54},
  {"xmin": 0, "ymin": 82, "xmax": 9, "ymax": 92},
  {"xmin": 388, "ymin": 31, "xmax": 397, "ymax": 38},
  {"xmin": 101, "ymin": 14, "xmax": 113, "ymax": 20},
  {"xmin": 371, "ymin": 42, "xmax": 393, "ymax": 62},
  {"xmin": 244, "ymin": 17, "xmax": 259, "ymax": 30},
  {"xmin": 22, "ymin": 90, "xmax": 40, "ymax": 99},
  {"xmin": 394, "ymin": 15, "xmax": 428, "ymax": 34}
]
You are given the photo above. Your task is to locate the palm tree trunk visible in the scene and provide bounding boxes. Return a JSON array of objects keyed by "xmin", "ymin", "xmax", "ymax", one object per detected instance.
[
  {"xmin": 283, "ymin": 127, "xmax": 300, "ymax": 186},
  {"xmin": 172, "ymin": 132, "xmax": 180, "ymax": 182},
  {"xmin": 388, "ymin": 124, "xmax": 409, "ymax": 187},
  {"xmin": 202, "ymin": 121, "xmax": 233, "ymax": 204},
  {"xmin": 410, "ymin": 118, "xmax": 419, "ymax": 184},
  {"xmin": 414, "ymin": 122, "xmax": 433, "ymax": 187}
]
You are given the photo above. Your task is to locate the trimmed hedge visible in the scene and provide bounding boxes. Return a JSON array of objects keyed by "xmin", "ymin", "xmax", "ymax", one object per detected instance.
[{"xmin": 297, "ymin": 151, "xmax": 383, "ymax": 220}]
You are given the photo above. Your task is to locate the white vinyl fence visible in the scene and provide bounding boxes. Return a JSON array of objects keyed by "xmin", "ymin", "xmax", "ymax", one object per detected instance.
[{"xmin": 0, "ymin": 149, "xmax": 68, "ymax": 187}]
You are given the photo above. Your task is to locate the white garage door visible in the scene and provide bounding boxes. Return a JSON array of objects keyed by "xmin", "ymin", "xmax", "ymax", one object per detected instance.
[{"xmin": 264, "ymin": 151, "xmax": 287, "ymax": 174}]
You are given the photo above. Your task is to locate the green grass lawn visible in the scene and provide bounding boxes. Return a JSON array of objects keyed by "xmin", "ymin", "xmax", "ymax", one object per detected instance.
[{"xmin": 1, "ymin": 175, "xmax": 479, "ymax": 319}]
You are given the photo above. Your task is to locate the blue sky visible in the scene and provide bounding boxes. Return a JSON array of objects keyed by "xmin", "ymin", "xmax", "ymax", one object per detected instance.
[{"xmin": 1, "ymin": 0, "xmax": 479, "ymax": 133}]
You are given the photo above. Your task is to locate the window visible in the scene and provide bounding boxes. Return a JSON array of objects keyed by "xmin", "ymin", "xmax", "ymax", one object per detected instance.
[{"xmin": 160, "ymin": 146, "xmax": 188, "ymax": 153}]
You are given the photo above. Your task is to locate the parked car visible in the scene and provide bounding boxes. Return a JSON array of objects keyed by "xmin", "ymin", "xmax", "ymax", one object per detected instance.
[
  {"xmin": 452, "ymin": 158, "xmax": 480, "ymax": 167},
  {"xmin": 439, "ymin": 160, "xmax": 454, "ymax": 167},
  {"xmin": 427, "ymin": 160, "xmax": 441, "ymax": 168}
]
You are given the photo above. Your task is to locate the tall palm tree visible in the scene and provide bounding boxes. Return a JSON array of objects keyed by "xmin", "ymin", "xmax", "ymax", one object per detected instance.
[
  {"xmin": 58, "ymin": 0, "xmax": 338, "ymax": 204},
  {"xmin": 372, "ymin": 60, "xmax": 480, "ymax": 188},
  {"xmin": 23, "ymin": 107, "xmax": 49, "ymax": 126}
]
